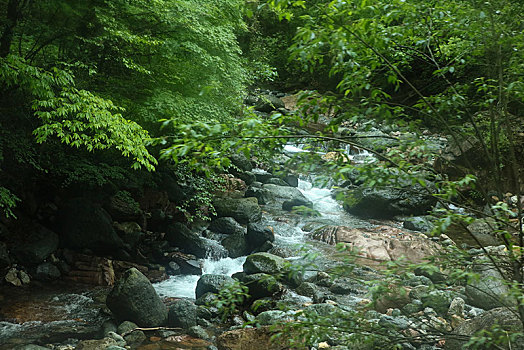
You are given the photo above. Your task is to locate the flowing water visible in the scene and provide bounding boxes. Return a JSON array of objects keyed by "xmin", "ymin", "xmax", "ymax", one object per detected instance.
[{"xmin": 154, "ymin": 146, "xmax": 373, "ymax": 299}]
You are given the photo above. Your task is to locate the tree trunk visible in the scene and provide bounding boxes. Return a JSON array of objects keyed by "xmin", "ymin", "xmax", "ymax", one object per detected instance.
[{"xmin": 0, "ymin": 0, "xmax": 21, "ymax": 58}]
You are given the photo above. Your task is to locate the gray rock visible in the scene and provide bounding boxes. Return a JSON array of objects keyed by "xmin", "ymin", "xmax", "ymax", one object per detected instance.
[
  {"xmin": 188, "ymin": 325, "xmax": 211, "ymax": 340},
  {"xmin": 262, "ymin": 184, "xmax": 310, "ymax": 205},
  {"xmin": 5, "ymin": 267, "xmax": 21, "ymax": 286},
  {"xmin": 446, "ymin": 307, "xmax": 523, "ymax": 350},
  {"xmin": 403, "ymin": 216, "xmax": 435, "ymax": 232},
  {"xmin": 106, "ymin": 347, "xmax": 127, "ymax": 350},
  {"xmin": 246, "ymin": 222, "xmax": 275, "ymax": 250},
  {"xmin": 255, "ymin": 94, "xmax": 285, "ymax": 113},
  {"xmin": 266, "ymin": 178, "xmax": 288, "ymax": 186},
  {"xmin": 242, "ymin": 273, "xmax": 283, "ymax": 299},
  {"xmin": 283, "ymin": 175, "xmax": 299, "ymax": 187},
  {"xmin": 420, "ymin": 290, "xmax": 452, "ymax": 316},
  {"xmin": 213, "ymin": 197, "xmax": 262, "ymax": 224},
  {"xmin": 343, "ymin": 185, "xmax": 436, "ymax": 219},
  {"xmin": 58, "ymin": 198, "xmax": 123, "ymax": 253},
  {"xmin": 165, "ymin": 222, "xmax": 209, "ymax": 258},
  {"xmin": 230, "ymin": 153, "xmax": 253, "ymax": 172},
  {"xmin": 13, "ymin": 345, "xmax": 51, "ymax": 350},
  {"xmin": 106, "ymin": 268, "xmax": 168, "ymax": 327},
  {"xmin": 106, "ymin": 192, "xmax": 142, "ymax": 222},
  {"xmin": 466, "ymin": 218, "xmax": 503, "ymax": 246},
  {"xmin": 256, "ymin": 310, "xmax": 291, "ymax": 325},
  {"xmin": 208, "ymin": 217, "xmax": 245, "ymax": 235},
  {"xmin": 168, "ymin": 299, "xmax": 197, "ymax": 329},
  {"xmin": 196, "ymin": 274, "xmax": 235, "ymax": 299},
  {"xmin": 13, "ymin": 225, "xmax": 59, "ymax": 264},
  {"xmin": 282, "ymin": 198, "xmax": 313, "ymax": 211},
  {"xmin": 378, "ymin": 315, "xmax": 410, "ymax": 330},
  {"xmin": 35, "ymin": 262, "xmax": 61, "ymax": 281},
  {"xmin": 101, "ymin": 320, "xmax": 118, "ymax": 337},
  {"xmin": 222, "ymin": 234, "xmax": 250, "ymax": 258},
  {"xmin": 117, "ymin": 320, "xmax": 146, "ymax": 345},
  {"xmin": 465, "ymin": 262, "xmax": 515, "ymax": 310},
  {"xmin": 107, "ymin": 331, "xmax": 126, "ymax": 347},
  {"xmin": 243, "ymin": 252, "xmax": 285, "ymax": 275},
  {"xmin": 448, "ymin": 297, "xmax": 465, "ymax": 318}
]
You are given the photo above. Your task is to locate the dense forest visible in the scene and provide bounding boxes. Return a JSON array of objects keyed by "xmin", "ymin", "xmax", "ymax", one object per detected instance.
[{"xmin": 1, "ymin": 0, "xmax": 524, "ymax": 349}]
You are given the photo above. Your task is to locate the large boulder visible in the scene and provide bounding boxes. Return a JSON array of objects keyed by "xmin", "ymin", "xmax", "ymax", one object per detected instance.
[
  {"xmin": 262, "ymin": 184, "xmax": 311, "ymax": 204},
  {"xmin": 208, "ymin": 217, "xmax": 245, "ymax": 235},
  {"xmin": 241, "ymin": 273, "xmax": 283, "ymax": 299},
  {"xmin": 312, "ymin": 226, "xmax": 439, "ymax": 266},
  {"xmin": 106, "ymin": 268, "xmax": 168, "ymax": 327},
  {"xmin": 229, "ymin": 153, "xmax": 253, "ymax": 172},
  {"xmin": 105, "ymin": 191, "xmax": 142, "ymax": 222},
  {"xmin": 222, "ymin": 234, "xmax": 250, "ymax": 258},
  {"xmin": 243, "ymin": 252, "xmax": 286, "ymax": 275},
  {"xmin": 446, "ymin": 307, "xmax": 524, "ymax": 350},
  {"xmin": 342, "ymin": 186, "xmax": 436, "ymax": 219},
  {"xmin": 164, "ymin": 222, "xmax": 208, "ymax": 258},
  {"xmin": 195, "ymin": 274, "xmax": 235, "ymax": 299},
  {"xmin": 246, "ymin": 222, "xmax": 275, "ymax": 250},
  {"xmin": 13, "ymin": 225, "xmax": 59, "ymax": 264},
  {"xmin": 213, "ymin": 197, "xmax": 262, "ymax": 224},
  {"xmin": 58, "ymin": 198, "xmax": 124, "ymax": 254}
]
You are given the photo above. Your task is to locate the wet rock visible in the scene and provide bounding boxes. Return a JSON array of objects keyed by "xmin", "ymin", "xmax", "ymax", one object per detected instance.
[
  {"xmin": 188, "ymin": 325, "xmax": 211, "ymax": 340},
  {"xmin": 106, "ymin": 268, "xmax": 168, "ymax": 327},
  {"xmin": 266, "ymin": 178, "xmax": 288, "ymax": 186},
  {"xmin": 246, "ymin": 222, "xmax": 275, "ymax": 250},
  {"xmin": 243, "ymin": 252, "xmax": 285, "ymax": 275},
  {"xmin": 208, "ymin": 217, "xmax": 245, "ymax": 235},
  {"xmin": 262, "ymin": 184, "xmax": 310, "ymax": 205},
  {"xmin": 117, "ymin": 320, "xmax": 146, "ymax": 346},
  {"xmin": 213, "ymin": 197, "xmax": 262, "ymax": 224},
  {"xmin": 343, "ymin": 185, "xmax": 436, "ymax": 219},
  {"xmin": 13, "ymin": 225, "xmax": 59, "ymax": 264},
  {"xmin": 282, "ymin": 198, "xmax": 313, "ymax": 211},
  {"xmin": 222, "ymin": 234, "xmax": 250, "ymax": 258},
  {"xmin": 446, "ymin": 307, "xmax": 523, "ymax": 350},
  {"xmin": 196, "ymin": 274, "xmax": 235, "ymax": 299},
  {"xmin": 313, "ymin": 226, "xmax": 438, "ymax": 266},
  {"xmin": 217, "ymin": 326, "xmax": 290, "ymax": 350},
  {"xmin": 244, "ymin": 187, "xmax": 269, "ymax": 205},
  {"xmin": 164, "ymin": 222, "xmax": 208, "ymax": 258},
  {"xmin": 35, "ymin": 262, "xmax": 61, "ymax": 281},
  {"xmin": 167, "ymin": 261, "xmax": 181, "ymax": 275},
  {"xmin": 58, "ymin": 198, "xmax": 124, "ymax": 254},
  {"xmin": 168, "ymin": 299, "xmax": 197, "ymax": 329},
  {"xmin": 242, "ymin": 273, "xmax": 283, "ymax": 299},
  {"xmin": 283, "ymin": 175, "xmax": 299, "ymax": 187},
  {"xmin": 75, "ymin": 337, "xmax": 118, "ymax": 350}
]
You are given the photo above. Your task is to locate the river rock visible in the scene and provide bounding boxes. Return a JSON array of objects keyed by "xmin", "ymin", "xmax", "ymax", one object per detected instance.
[
  {"xmin": 465, "ymin": 218, "xmax": 503, "ymax": 246},
  {"xmin": 117, "ymin": 320, "xmax": 146, "ymax": 346},
  {"xmin": 164, "ymin": 222, "xmax": 209, "ymax": 258},
  {"xmin": 213, "ymin": 197, "xmax": 262, "ymax": 224},
  {"xmin": 446, "ymin": 307, "xmax": 524, "ymax": 349},
  {"xmin": 208, "ymin": 217, "xmax": 245, "ymax": 235},
  {"xmin": 255, "ymin": 94, "xmax": 285, "ymax": 113},
  {"xmin": 75, "ymin": 337, "xmax": 118, "ymax": 350},
  {"xmin": 195, "ymin": 274, "xmax": 235, "ymax": 299},
  {"xmin": 266, "ymin": 177, "xmax": 288, "ymax": 186},
  {"xmin": 256, "ymin": 310, "xmax": 293, "ymax": 325},
  {"xmin": 343, "ymin": 185, "xmax": 436, "ymax": 219},
  {"xmin": 312, "ymin": 226, "xmax": 438, "ymax": 266},
  {"xmin": 217, "ymin": 326, "xmax": 289, "ymax": 350},
  {"xmin": 106, "ymin": 268, "xmax": 168, "ymax": 327},
  {"xmin": 13, "ymin": 225, "xmax": 59, "ymax": 264},
  {"xmin": 282, "ymin": 198, "xmax": 313, "ymax": 211},
  {"xmin": 222, "ymin": 234, "xmax": 250, "ymax": 258},
  {"xmin": 284, "ymin": 175, "xmax": 299, "ymax": 187},
  {"xmin": 403, "ymin": 216, "xmax": 435, "ymax": 233},
  {"xmin": 58, "ymin": 198, "xmax": 124, "ymax": 254},
  {"xmin": 420, "ymin": 290, "xmax": 452, "ymax": 316},
  {"xmin": 243, "ymin": 252, "xmax": 286, "ymax": 275},
  {"xmin": 229, "ymin": 153, "xmax": 253, "ymax": 172},
  {"xmin": 113, "ymin": 222, "xmax": 144, "ymax": 248},
  {"xmin": 168, "ymin": 299, "xmax": 197, "ymax": 329},
  {"xmin": 246, "ymin": 222, "xmax": 275, "ymax": 250},
  {"xmin": 242, "ymin": 273, "xmax": 283, "ymax": 299},
  {"xmin": 465, "ymin": 260, "xmax": 514, "ymax": 310},
  {"xmin": 35, "ymin": 262, "xmax": 61, "ymax": 281},
  {"xmin": 262, "ymin": 184, "xmax": 311, "ymax": 205}
]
